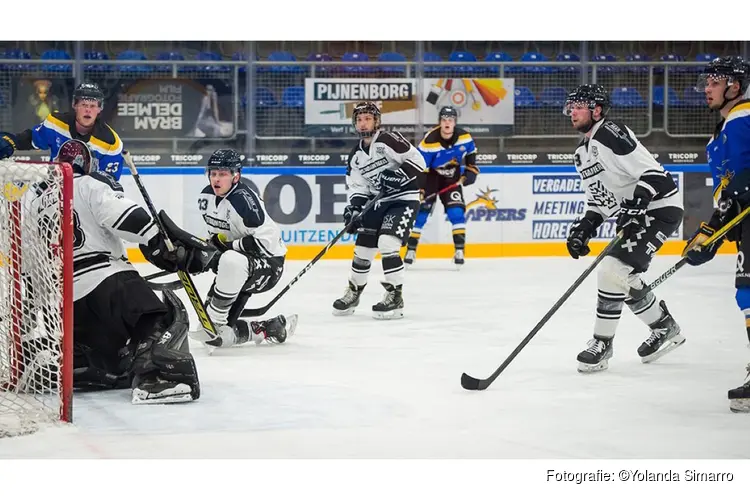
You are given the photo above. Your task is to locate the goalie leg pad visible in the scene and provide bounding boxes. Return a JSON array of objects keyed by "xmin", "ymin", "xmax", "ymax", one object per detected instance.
[{"xmin": 131, "ymin": 290, "xmax": 200, "ymax": 404}]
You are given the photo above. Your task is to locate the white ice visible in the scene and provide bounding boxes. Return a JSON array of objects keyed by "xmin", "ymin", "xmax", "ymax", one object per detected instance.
[{"xmin": 1, "ymin": 254, "xmax": 749, "ymax": 458}]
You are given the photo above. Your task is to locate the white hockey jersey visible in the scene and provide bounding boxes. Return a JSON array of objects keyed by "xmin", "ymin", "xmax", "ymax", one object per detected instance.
[
  {"xmin": 32, "ymin": 171, "xmax": 158, "ymax": 301},
  {"xmin": 574, "ymin": 119, "xmax": 682, "ymax": 222},
  {"xmin": 197, "ymin": 180, "xmax": 286, "ymax": 259},
  {"xmin": 346, "ymin": 130, "xmax": 427, "ymax": 207}
]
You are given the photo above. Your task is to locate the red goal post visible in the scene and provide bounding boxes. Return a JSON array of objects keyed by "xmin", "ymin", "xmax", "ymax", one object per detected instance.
[{"xmin": 0, "ymin": 159, "xmax": 73, "ymax": 438}]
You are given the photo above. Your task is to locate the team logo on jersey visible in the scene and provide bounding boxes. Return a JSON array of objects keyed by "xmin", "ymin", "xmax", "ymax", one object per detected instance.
[
  {"xmin": 436, "ymin": 161, "xmax": 458, "ymax": 177},
  {"xmin": 202, "ymin": 214, "xmax": 230, "ymax": 231},
  {"xmin": 588, "ymin": 180, "xmax": 618, "ymax": 210},
  {"xmin": 454, "ymin": 186, "xmax": 526, "ymax": 222},
  {"xmin": 591, "ymin": 145, "xmax": 598, "ymax": 157},
  {"xmin": 382, "ymin": 214, "xmax": 396, "ymax": 230},
  {"xmin": 579, "ymin": 162, "xmax": 604, "ymax": 179},
  {"xmin": 718, "ymin": 168, "xmax": 734, "ymax": 190},
  {"xmin": 362, "ymin": 157, "xmax": 389, "ymax": 177}
]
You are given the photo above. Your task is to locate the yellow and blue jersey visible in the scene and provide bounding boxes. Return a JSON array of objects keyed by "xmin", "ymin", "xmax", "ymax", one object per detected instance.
[
  {"xmin": 707, "ymin": 99, "xmax": 750, "ymax": 202},
  {"xmin": 31, "ymin": 111, "xmax": 125, "ymax": 180},
  {"xmin": 417, "ymin": 126, "xmax": 478, "ymax": 179}
]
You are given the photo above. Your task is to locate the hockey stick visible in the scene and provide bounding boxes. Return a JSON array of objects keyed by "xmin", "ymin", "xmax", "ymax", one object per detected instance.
[
  {"xmin": 421, "ymin": 180, "xmax": 463, "ymax": 204},
  {"xmin": 142, "ymin": 269, "xmax": 183, "ymax": 292},
  {"xmin": 239, "ymin": 193, "xmax": 385, "ymax": 318},
  {"xmin": 628, "ymin": 205, "xmax": 750, "ymax": 301},
  {"xmin": 143, "ymin": 269, "xmax": 173, "ymax": 281},
  {"xmin": 461, "ymin": 230, "xmax": 624, "ymax": 391},
  {"xmin": 122, "ymin": 151, "xmax": 219, "ymax": 340}
]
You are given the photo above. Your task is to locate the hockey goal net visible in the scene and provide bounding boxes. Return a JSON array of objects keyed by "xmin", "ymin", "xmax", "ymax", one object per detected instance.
[{"xmin": 0, "ymin": 159, "xmax": 73, "ymax": 438}]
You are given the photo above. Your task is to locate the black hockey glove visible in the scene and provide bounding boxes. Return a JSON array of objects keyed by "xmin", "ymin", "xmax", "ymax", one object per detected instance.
[
  {"xmin": 616, "ymin": 192, "xmax": 653, "ymax": 239},
  {"xmin": 378, "ymin": 168, "xmax": 409, "ymax": 195},
  {"xmin": 567, "ymin": 214, "xmax": 601, "ymax": 259},
  {"xmin": 343, "ymin": 204, "xmax": 363, "ymax": 234},
  {"xmin": 682, "ymin": 210, "xmax": 726, "ymax": 266},
  {"xmin": 209, "ymin": 233, "xmax": 232, "ymax": 253},
  {"xmin": 204, "ymin": 234, "xmax": 231, "ymax": 273},
  {"xmin": 141, "ymin": 233, "xmax": 179, "ymax": 272},
  {"xmin": 0, "ymin": 132, "xmax": 17, "ymax": 160},
  {"xmin": 141, "ymin": 233, "xmax": 210, "ymax": 274}
]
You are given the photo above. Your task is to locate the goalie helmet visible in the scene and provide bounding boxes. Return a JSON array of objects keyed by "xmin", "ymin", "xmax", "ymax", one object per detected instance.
[
  {"xmin": 206, "ymin": 148, "xmax": 242, "ymax": 176},
  {"xmin": 73, "ymin": 82, "xmax": 104, "ymax": 107},
  {"xmin": 55, "ymin": 139, "xmax": 95, "ymax": 175},
  {"xmin": 563, "ymin": 84, "xmax": 611, "ymax": 117},
  {"xmin": 351, "ymin": 101, "xmax": 381, "ymax": 138}
]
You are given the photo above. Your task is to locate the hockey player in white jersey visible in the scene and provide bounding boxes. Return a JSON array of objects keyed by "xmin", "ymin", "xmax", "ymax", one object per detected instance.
[
  {"xmin": 37, "ymin": 139, "xmax": 211, "ymax": 404},
  {"xmin": 332, "ymin": 101, "xmax": 427, "ymax": 319},
  {"xmin": 563, "ymin": 85, "xmax": 685, "ymax": 372},
  {"xmin": 195, "ymin": 148, "xmax": 297, "ymax": 349}
]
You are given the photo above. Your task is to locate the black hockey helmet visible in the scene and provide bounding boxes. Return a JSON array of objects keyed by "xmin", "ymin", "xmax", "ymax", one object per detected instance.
[
  {"xmin": 563, "ymin": 84, "xmax": 611, "ymax": 118},
  {"xmin": 439, "ymin": 105, "xmax": 459, "ymax": 122},
  {"xmin": 351, "ymin": 101, "xmax": 381, "ymax": 138},
  {"xmin": 55, "ymin": 139, "xmax": 95, "ymax": 175},
  {"xmin": 697, "ymin": 56, "xmax": 750, "ymax": 107},
  {"xmin": 206, "ymin": 148, "xmax": 242, "ymax": 177},
  {"xmin": 72, "ymin": 82, "xmax": 104, "ymax": 107}
]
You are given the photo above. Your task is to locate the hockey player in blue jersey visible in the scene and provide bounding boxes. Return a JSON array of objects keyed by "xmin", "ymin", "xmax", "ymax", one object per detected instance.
[
  {"xmin": 0, "ymin": 82, "xmax": 125, "ymax": 180},
  {"xmin": 681, "ymin": 56, "xmax": 750, "ymax": 413},
  {"xmin": 405, "ymin": 106, "xmax": 479, "ymax": 269}
]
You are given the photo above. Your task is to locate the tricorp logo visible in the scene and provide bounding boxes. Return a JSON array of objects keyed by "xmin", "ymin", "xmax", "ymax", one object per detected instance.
[{"xmin": 451, "ymin": 186, "xmax": 526, "ymax": 222}]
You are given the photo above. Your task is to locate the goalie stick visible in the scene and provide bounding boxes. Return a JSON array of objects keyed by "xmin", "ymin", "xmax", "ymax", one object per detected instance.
[
  {"xmin": 123, "ymin": 151, "xmax": 219, "ymax": 340},
  {"xmin": 239, "ymin": 193, "xmax": 384, "ymax": 318},
  {"xmin": 461, "ymin": 230, "xmax": 624, "ymax": 391},
  {"xmin": 627, "ymin": 205, "xmax": 750, "ymax": 301}
]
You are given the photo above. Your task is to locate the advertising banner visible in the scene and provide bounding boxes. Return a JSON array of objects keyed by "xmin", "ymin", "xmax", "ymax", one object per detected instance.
[
  {"xmin": 106, "ymin": 78, "xmax": 235, "ymax": 139},
  {"xmin": 115, "ymin": 170, "xmax": 685, "ymax": 254},
  {"xmin": 304, "ymin": 77, "xmax": 514, "ymax": 137},
  {"xmin": 13, "ymin": 150, "xmax": 709, "ymax": 168},
  {"xmin": 11, "ymin": 77, "xmax": 73, "ymax": 132}
]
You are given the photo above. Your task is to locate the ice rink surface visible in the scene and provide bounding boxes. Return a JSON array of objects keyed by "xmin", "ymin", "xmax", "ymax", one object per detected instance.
[{"xmin": 2, "ymin": 253, "xmax": 749, "ymax": 459}]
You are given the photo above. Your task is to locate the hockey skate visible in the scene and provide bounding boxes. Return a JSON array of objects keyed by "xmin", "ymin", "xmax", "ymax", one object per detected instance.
[
  {"xmin": 577, "ymin": 335, "xmax": 614, "ymax": 373},
  {"xmin": 728, "ymin": 363, "xmax": 750, "ymax": 413},
  {"xmin": 637, "ymin": 301, "xmax": 685, "ymax": 363},
  {"xmin": 372, "ymin": 282, "xmax": 404, "ymax": 320},
  {"xmin": 132, "ymin": 374, "xmax": 194, "ymax": 405},
  {"xmin": 248, "ymin": 314, "xmax": 299, "ymax": 344},
  {"xmin": 332, "ymin": 281, "xmax": 365, "ymax": 316},
  {"xmin": 202, "ymin": 314, "xmax": 298, "ymax": 351},
  {"xmin": 454, "ymin": 249, "xmax": 465, "ymax": 270},
  {"xmin": 404, "ymin": 249, "xmax": 417, "ymax": 268}
]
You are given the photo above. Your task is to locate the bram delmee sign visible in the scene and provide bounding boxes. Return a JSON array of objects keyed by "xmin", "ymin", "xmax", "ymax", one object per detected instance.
[{"xmin": 304, "ymin": 77, "xmax": 514, "ymax": 137}]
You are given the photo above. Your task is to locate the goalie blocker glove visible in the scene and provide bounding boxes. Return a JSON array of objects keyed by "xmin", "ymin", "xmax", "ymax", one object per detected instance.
[{"xmin": 140, "ymin": 210, "xmax": 217, "ymax": 274}]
